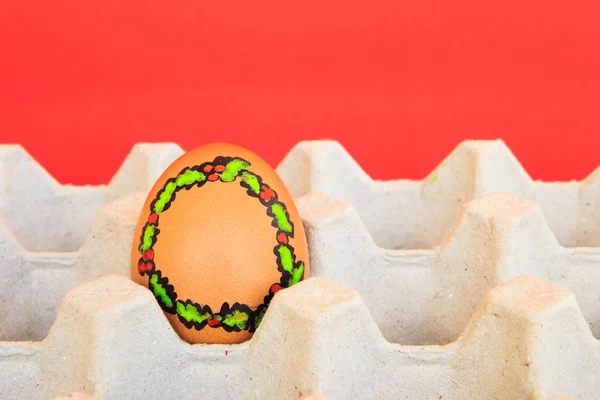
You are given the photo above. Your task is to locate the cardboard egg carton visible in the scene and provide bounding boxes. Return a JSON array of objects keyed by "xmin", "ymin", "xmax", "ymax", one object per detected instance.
[{"xmin": 0, "ymin": 140, "xmax": 598, "ymax": 399}]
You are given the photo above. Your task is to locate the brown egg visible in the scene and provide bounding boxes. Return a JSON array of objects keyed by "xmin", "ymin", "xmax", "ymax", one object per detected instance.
[{"xmin": 130, "ymin": 143, "xmax": 310, "ymax": 344}]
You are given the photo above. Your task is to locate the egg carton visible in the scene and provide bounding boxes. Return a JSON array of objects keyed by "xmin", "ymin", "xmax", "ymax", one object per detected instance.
[{"xmin": 0, "ymin": 140, "xmax": 598, "ymax": 399}]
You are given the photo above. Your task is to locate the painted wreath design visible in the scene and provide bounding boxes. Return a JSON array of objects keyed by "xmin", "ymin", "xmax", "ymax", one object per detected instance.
[{"xmin": 137, "ymin": 156, "xmax": 306, "ymax": 333}]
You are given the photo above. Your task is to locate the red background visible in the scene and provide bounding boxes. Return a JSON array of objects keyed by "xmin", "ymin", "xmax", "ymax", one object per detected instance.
[{"xmin": 1, "ymin": 0, "xmax": 599, "ymax": 185}]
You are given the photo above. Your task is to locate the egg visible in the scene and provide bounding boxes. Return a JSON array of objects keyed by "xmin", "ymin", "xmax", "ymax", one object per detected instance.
[{"xmin": 130, "ymin": 143, "xmax": 310, "ymax": 344}]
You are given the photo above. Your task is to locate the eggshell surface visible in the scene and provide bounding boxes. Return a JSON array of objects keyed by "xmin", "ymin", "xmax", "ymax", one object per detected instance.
[{"xmin": 130, "ymin": 143, "xmax": 310, "ymax": 344}]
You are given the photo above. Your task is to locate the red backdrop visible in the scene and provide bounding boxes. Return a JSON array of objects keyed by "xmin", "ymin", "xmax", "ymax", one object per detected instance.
[{"xmin": 1, "ymin": 0, "xmax": 599, "ymax": 185}]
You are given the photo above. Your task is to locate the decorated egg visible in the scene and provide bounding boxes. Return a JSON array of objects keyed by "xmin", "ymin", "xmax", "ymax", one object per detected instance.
[{"xmin": 130, "ymin": 143, "xmax": 310, "ymax": 344}]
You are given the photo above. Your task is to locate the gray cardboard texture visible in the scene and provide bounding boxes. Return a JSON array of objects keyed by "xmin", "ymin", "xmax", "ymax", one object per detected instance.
[{"xmin": 0, "ymin": 140, "xmax": 597, "ymax": 399}]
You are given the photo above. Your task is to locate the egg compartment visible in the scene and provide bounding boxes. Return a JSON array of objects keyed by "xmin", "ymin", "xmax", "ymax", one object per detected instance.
[
  {"xmin": 0, "ymin": 140, "xmax": 599, "ymax": 399},
  {"xmin": 278, "ymin": 140, "xmax": 600, "ymax": 249},
  {"xmin": 0, "ymin": 143, "xmax": 183, "ymax": 342}
]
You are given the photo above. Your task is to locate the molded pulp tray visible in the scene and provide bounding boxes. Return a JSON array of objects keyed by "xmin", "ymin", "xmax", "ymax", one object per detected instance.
[{"xmin": 1, "ymin": 140, "xmax": 598, "ymax": 399}]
